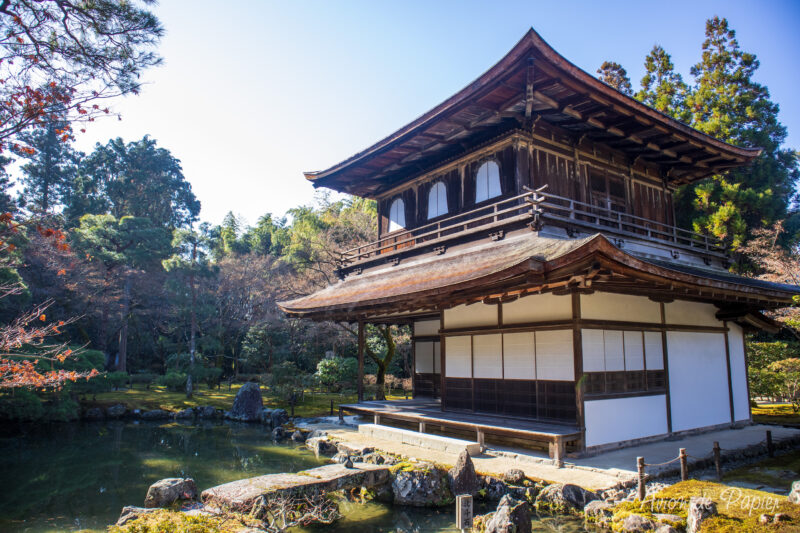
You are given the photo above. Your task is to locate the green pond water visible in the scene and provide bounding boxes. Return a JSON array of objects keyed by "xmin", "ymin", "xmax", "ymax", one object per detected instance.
[{"xmin": 0, "ymin": 420, "xmax": 587, "ymax": 532}]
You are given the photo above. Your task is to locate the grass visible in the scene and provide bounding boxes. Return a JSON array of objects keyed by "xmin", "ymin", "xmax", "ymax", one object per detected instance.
[
  {"xmin": 607, "ymin": 480, "xmax": 799, "ymax": 532},
  {"xmin": 84, "ymin": 385, "xmax": 408, "ymax": 418},
  {"xmin": 723, "ymin": 448, "xmax": 800, "ymax": 492},
  {"xmin": 752, "ymin": 403, "xmax": 800, "ymax": 427}
]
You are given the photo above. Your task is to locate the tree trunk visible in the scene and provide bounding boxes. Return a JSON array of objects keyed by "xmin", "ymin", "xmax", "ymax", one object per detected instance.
[
  {"xmin": 117, "ymin": 274, "xmax": 131, "ymax": 373},
  {"xmin": 186, "ymin": 240, "xmax": 197, "ymax": 399}
]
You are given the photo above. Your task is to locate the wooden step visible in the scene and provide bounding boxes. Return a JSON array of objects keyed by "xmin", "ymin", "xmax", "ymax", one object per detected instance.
[{"xmin": 359, "ymin": 423, "xmax": 481, "ymax": 456}]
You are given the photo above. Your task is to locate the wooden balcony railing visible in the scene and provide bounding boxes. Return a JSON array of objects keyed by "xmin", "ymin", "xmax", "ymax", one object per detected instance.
[{"xmin": 338, "ymin": 189, "xmax": 726, "ymax": 268}]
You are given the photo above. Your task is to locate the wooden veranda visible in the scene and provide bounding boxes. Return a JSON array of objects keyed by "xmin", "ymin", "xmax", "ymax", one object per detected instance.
[{"xmin": 338, "ymin": 398, "xmax": 583, "ymax": 464}]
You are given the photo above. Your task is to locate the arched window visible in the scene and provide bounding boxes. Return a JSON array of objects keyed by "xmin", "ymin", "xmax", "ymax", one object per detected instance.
[
  {"xmin": 475, "ymin": 160, "xmax": 502, "ymax": 203},
  {"xmin": 427, "ymin": 181, "xmax": 448, "ymax": 219},
  {"xmin": 388, "ymin": 198, "xmax": 405, "ymax": 232}
]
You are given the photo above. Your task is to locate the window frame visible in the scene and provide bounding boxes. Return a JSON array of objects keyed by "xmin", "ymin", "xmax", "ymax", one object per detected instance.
[
  {"xmin": 387, "ymin": 197, "xmax": 406, "ymax": 234},
  {"xmin": 427, "ymin": 180, "xmax": 449, "ymax": 220},
  {"xmin": 474, "ymin": 159, "xmax": 503, "ymax": 204}
]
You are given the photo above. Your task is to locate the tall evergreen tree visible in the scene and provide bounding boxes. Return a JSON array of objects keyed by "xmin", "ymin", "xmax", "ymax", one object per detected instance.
[
  {"xmin": 680, "ymin": 17, "xmax": 798, "ymax": 251},
  {"xmin": 596, "ymin": 61, "xmax": 633, "ymax": 95},
  {"xmin": 14, "ymin": 116, "xmax": 82, "ymax": 213},
  {"xmin": 635, "ymin": 45, "xmax": 691, "ymax": 123}
]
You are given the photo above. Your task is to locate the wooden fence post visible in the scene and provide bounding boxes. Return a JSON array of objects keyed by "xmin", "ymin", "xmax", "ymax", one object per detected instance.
[
  {"xmin": 679, "ymin": 448, "xmax": 688, "ymax": 481},
  {"xmin": 713, "ymin": 441, "xmax": 722, "ymax": 481},
  {"xmin": 766, "ymin": 430, "xmax": 774, "ymax": 457},
  {"xmin": 637, "ymin": 457, "xmax": 646, "ymax": 501}
]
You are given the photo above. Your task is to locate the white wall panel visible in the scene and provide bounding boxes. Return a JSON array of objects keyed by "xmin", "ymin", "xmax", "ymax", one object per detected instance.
[
  {"xmin": 727, "ymin": 323, "xmax": 750, "ymax": 421},
  {"xmin": 667, "ymin": 331, "xmax": 730, "ymax": 432},
  {"xmin": 503, "ymin": 332, "xmax": 535, "ymax": 380},
  {"xmin": 445, "ymin": 303, "xmax": 498, "ymax": 329},
  {"xmin": 415, "ymin": 341, "xmax": 433, "ymax": 373},
  {"xmin": 414, "ymin": 319, "xmax": 440, "ymax": 337},
  {"xmin": 445, "ymin": 336, "xmax": 471, "ymax": 378},
  {"xmin": 535, "ymin": 329, "xmax": 574, "ymax": 381},
  {"xmin": 604, "ymin": 330, "xmax": 625, "ymax": 371},
  {"xmin": 665, "ymin": 301, "xmax": 722, "ymax": 327},
  {"xmin": 473, "ymin": 334, "xmax": 502, "ymax": 378},
  {"xmin": 644, "ymin": 331, "xmax": 664, "ymax": 370},
  {"xmin": 502, "ymin": 292, "xmax": 572, "ymax": 324},
  {"xmin": 582, "ymin": 329, "xmax": 605, "ymax": 372},
  {"xmin": 581, "ymin": 292, "xmax": 661, "ymax": 323},
  {"xmin": 624, "ymin": 331, "xmax": 644, "ymax": 371},
  {"xmin": 585, "ymin": 395, "xmax": 668, "ymax": 447}
]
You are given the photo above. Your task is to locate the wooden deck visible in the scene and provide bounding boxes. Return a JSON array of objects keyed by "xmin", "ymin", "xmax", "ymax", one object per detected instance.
[{"xmin": 338, "ymin": 398, "xmax": 583, "ymax": 465}]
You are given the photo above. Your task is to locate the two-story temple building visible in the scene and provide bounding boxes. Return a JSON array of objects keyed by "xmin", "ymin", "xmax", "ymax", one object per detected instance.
[{"xmin": 279, "ymin": 29, "xmax": 800, "ymax": 460}]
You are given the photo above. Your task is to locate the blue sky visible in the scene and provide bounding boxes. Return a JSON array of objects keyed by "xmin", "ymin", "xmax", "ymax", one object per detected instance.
[{"xmin": 72, "ymin": 0, "xmax": 800, "ymax": 226}]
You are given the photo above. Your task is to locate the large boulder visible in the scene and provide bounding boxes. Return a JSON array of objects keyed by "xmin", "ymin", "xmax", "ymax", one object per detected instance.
[
  {"xmin": 789, "ymin": 480, "xmax": 800, "ymax": 504},
  {"xmin": 227, "ymin": 382, "xmax": 263, "ymax": 422},
  {"xmin": 196, "ymin": 405, "xmax": 219, "ymax": 419},
  {"xmin": 106, "ymin": 404, "xmax": 126, "ymax": 419},
  {"xmin": 687, "ymin": 497, "xmax": 717, "ymax": 533},
  {"xmin": 305, "ymin": 436, "xmax": 338, "ymax": 456},
  {"xmin": 584, "ymin": 500, "xmax": 614, "ymax": 528},
  {"xmin": 535, "ymin": 483, "xmax": 598, "ymax": 514},
  {"xmin": 271, "ymin": 426, "xmax": 285, "ymax": 441},
  {"xmin": 291, "ymin": 430, "xmax": 306, "ymax": 442},
  {"xmin": 270, "ymin": 408, "xmax": 289, "ymax": 427},
  {"xmin": 480, "ymin": 475, "xmax": 509, "ymax": 501},
  {"xmin": 448, "ymin": 450, "xmax": 478, "ymax": 496},
  {"xmin": 391, "ymin": 463, "xmax": 453, "ymax": 507},
  {"xmin": 140, "ymin": 409, "xmax": 170, "ymax": 420},
  {"xmin": 621, "ymin": 513, "xmax": 656, "ymax": 531},
  {"xmin": 144, "ymin": 477, "xmax": 197, "ymax": 508},
  {"xmin": 116, "ymin": 506, "xmax": 160, "ymax": 526},
  {"xmin": 175, "ymin": 408, "xmax": 194, "ymax": 419},
  {"xmin": 503, "ymin": 469, "xmax": 526, "ymax": 485},
  {"xmin": 483, "ymin": 494, "xmax": 532, "ymax": 533}
]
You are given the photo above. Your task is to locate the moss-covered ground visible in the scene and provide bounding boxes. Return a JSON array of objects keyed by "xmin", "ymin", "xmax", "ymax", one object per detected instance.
[
  {"xmin": 722, "ymin": 449, "xmax": 800, "ymax": 493},
  {"xmin": 84, "ymin": 385, "xmax": 406, "ymax": 418},
  {"xmin": 752, "ymin": 403, "xmax": 800, "ymax": 427},
  {"xmin": 606, "ymin": 480, "xmax": 799, "ymax": 532},
  {"xmin": 108, "ymin": 509, "xmax": 259, "ymax": 533}
]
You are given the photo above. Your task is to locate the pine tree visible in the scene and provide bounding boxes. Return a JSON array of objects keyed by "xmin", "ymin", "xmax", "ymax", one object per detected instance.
[
  {"xmin": 635, "ymin": 45, "xmax": 691, "ymax": 123},
  {"xmin": 596, "ymin": 61, "xmax": 633, "ymax": 95},
  {"xmin": 681, "ymin": 17, "xmax": 798, "ymax": 251},
  {"xmin": 15, "ymin": 115, "xmax": 82, "ymax": 213}
]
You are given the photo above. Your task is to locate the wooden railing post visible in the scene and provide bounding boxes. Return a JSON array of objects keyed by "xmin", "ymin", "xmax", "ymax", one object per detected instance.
[
  {"xmin": 679, "ymin": 448, "xmax": 688, "ymax": 481},
  {"xmin": 637, "ymin": 456, "xmax": 646, "ymax": 500},
  {"xmin": 713, "ymin": 441, "xmax": 722, "ymax": 481}
]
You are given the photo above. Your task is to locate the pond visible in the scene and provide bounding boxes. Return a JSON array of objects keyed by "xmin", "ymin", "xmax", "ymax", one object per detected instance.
[{"xmin": 0, "ymin": 421, "xmax": 588, "ymax": 532}]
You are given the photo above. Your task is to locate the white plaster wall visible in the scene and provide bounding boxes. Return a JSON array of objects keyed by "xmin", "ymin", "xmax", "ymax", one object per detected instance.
[
  {"xmin": 585, "ymin": 395, "xmax": 669, "ymax": 447},
  {"xmin": 535, "ymin": 329, "xmax": 574, "ymax": 381},
  {"xmin": 503, "ymin": 332, "xmax": 535, "ymax": 379},
  {"xmin": 664, "ymin": 300, "xmax": 722, "ymax": 327},
  {"xmin": 445, "ymin": 335, "xmax": 472, "ymax": 378},
  {"xmin": 644, "ymin": 331, "xmax": 664, "ymax": 370},
  {"xmin": 415, "ymin": 341, "xmax": 433, "ymax": 373},
  {"xmin": 444, "ymin": 303, "xmax": 498, "ymax": 329},
  {"xmin": 727, "ymin": 323, "xmax": 750, "ymax": 421},
  {"xmin": 414, "ymin": 319, "xmax": 440, "ymax": 337},
  {"xmin": 667, "ymin": 331, "xmax": 731, "ymax": 432},
  {"xmin": 581, "ymin": 292, "xmax": 661, "ymax": 323},
  {"xmin": 502, "ymin": 292, "xmax": 572, "ymax": 324},
  {"xmin": 624, "ymin": 331, "xmax": 645, "ymax": 371},
  {"xmin": 473, "ymin": 334, "xmax": 502, "ymax": 378},
  {"xmin": 582, "ymin": 329, "xmax": 605, "ymax": 372}
]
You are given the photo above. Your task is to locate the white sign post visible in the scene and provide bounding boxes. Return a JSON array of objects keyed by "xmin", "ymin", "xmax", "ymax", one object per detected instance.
[{"xmin": 456, "ymin": 494, "xmax": 473, "ymax": 531}]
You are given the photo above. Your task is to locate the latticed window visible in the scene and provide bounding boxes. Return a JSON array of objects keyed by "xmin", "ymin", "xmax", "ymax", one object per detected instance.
[
  {"xmin": 475, "ymin": 161, "xmax": 501, "ymax": 203},
  {"xmin": 428, "ymin": 181, "xmax": 448, "ymax": 219}
]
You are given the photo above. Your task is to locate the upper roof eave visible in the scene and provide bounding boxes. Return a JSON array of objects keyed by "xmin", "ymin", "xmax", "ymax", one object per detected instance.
[{"xmin": 303, "ymin": 27, "xmax": 761, "ymax": 189}]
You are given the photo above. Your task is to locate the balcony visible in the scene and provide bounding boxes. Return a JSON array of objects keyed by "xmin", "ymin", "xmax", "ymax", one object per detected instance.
[{"xmin": 338, "ymin": 188, "xmax": 726, "ymax": 271}]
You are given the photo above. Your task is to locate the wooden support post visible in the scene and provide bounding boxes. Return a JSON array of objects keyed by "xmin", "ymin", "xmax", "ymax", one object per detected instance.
[
  {"xmin": 549, "ymin": 438, "xmax": 565, "ymax": 468},
  {"xmin": 338, "ymin": 407, "xmax": 344, "ymax": 423},
  {"xmin": 374, "ymin": 414, "xmax": 381, "ymax": 425},
  {"xmin": 476, "ymin": 429, "xmax": 485, "ymax": 452},
  {"xmin": 766, "ymin": 430, "xmax": 774, "ymax": 457},
  {"xmin": 713, "ymin": 441, "xmax": 722, "ymax": 481},
  {"xmin": 637, "ymin": 456, "xmax": 646, "ymax": 501},
  {"xmin": 419, "ymin": 421, "xmax": 426, "ymax": 433},
  {"xmin": 357, "ymin": 320, "xmax": 365, "ymax": 403},
  {"xmin": 679, "ymin": 448, "xmax": 688, "ymax": 481}
]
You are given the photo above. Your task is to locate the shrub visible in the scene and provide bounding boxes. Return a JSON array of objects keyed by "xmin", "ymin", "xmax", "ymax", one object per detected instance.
[
  {"xmin": 44, "ymin": 393, "xmax": 79, "ymax": 421},
  {"xmin": 314, "ymin": 357, "xmax": 358, "ymax": 391},
  {"xmin": 106, "ymin": 371, "xmax": 129, "ymax": 391},
  {"xmin": 192, "ymin": 367, "xmax": 223, "ymax": 390},
  {"xmin": 157, "ymin": 372, "xmax": 187, "ymax": 392},
  {"xmin": 0, "ymin": 388, "xmax": 44, "ymax": 421},
  {"xmin": 129, "ymin": 373, "xmax": 157, "ymax": 389}
]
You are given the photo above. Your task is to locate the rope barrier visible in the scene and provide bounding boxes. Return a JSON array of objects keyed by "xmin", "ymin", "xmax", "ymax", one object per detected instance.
[{"xmin": 643, "ymin": 456, "xmax": 682, "ymax": 467}]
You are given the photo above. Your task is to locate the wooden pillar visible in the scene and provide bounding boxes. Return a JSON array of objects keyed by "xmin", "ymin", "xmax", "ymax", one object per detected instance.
[
  {"xmin": 357, "ymin": 320, "xmax": 365, "ymax": 403},
  {"xmin": 572, "ymin": 292, "xmax": 585, "ymax": 435},
  {"xmin": 440, "ymin": 313, "xmax": 447, "ymax": 411},
  {"xmin": 660, "ymin": 302, "xmax": 673, "ymax": 433},
  {"xmin": 723, "ymin": 321, "xmax": 735, "ymax": 424}
]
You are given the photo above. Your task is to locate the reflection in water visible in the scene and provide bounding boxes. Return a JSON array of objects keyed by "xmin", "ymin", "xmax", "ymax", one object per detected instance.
[{"xmin": 0, "ymin": 421, "xmax": 588, "ymax": 533}]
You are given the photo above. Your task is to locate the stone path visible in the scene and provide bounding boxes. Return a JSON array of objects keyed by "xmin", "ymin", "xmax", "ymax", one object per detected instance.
[{"xmin": 201, "ymin": 462, "xmax": 390, "ymax": 512}]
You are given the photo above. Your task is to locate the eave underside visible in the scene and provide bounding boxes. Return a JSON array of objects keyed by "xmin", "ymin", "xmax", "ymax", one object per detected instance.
[{"xmin": 278, "ymin": 234, "xmax": 798, "ymax": 322}]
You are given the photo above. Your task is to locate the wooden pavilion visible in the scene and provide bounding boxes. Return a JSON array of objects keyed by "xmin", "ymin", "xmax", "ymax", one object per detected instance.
[{"xmin": 278, "ymin": 28, "xmax": 800, "ymax": 458}]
